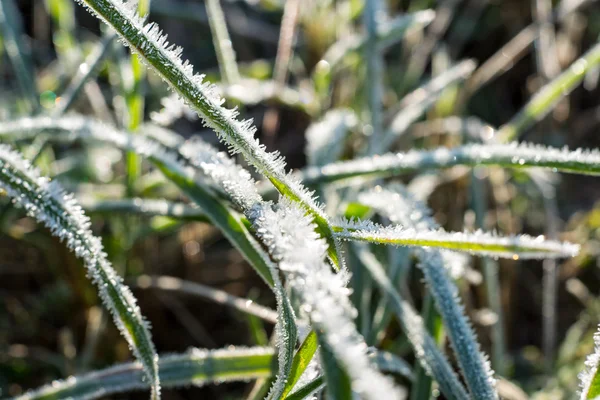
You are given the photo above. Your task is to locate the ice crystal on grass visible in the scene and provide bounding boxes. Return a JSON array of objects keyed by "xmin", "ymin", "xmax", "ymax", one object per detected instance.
[
  {"xmin": 0, "ymin": 144, "xmax": 160, "ymax": 399},
  {"xmin": 249, "ymin": 198, "xmax": 405, "ymax": 400},
  {"xmin": 334, "ymin": 218, "xmax": 579, "ymax": 259}
]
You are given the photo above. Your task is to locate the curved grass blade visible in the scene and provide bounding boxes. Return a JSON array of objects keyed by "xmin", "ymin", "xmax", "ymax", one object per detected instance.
[
  {"xmin": 16, "ymin": 347, "xmax": 275, "ymax": 400},
  {"xmin": 333, "ymin": 219, "xmax": 578, "ymax": 259},
  {"xmin": 0, "ymin": 145, "xmax": 160, "ymax": 400},
  {"xmin": 73, "ymin": 0, "xmax": 343, "ymax": 268},
  {"xmin": 286, "ymin": 376, "xmax": 325, "ymax": 400},
  {"xmin": 301, "ymin": 142, "xmax": 600, "ymax": 185},
  {"xmin": 497, "ymin": 41, "xmax": 600, "ymax": 142}
]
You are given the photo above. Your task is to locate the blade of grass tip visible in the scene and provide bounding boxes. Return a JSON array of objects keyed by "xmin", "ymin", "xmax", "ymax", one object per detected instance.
[
  {"xmin": 205, "ymin": 0, "xmax": 240, "ymax": 84},
  {"xmin": 16, "ymin": 346, "xmax": 275, "ymax": 400},
  {"xmin": 280, "ymin": 330, "xmax": 319, "ymax": 398},
  {"xmin": 131, "ymin": 275, "xmax": 278, "ymax": 323},
  {"xmin": 0, "ymin": 144, "xmax": 160, "ymax": 400},
  {"xmin": 74, "ymin": 0, "xmax": 343, "ymax": 268},
  {"xmin": 382, "ymin": 60, "xmax": 477, "ymax": 149},
  {"xmin": 360, "ymin": 247, "xmax": 469, "ymax": 400},
  {"xmin": 333, "ymin": 218, "xmax": 578, "ymax": 259},
  {"xmin": 363, "ymin": 0, "xmax": 385, "ymax": 154},
  {"xmin": 0, "ymin": 0, "xmax": 39, "ymax": 112},
  {"xmin": 301, "ymin": 142, "xmax": 600, "ymax": 185},
  {"xmin": 496, "ymin": 41, "xmax": 600, "ymax": 142},
  {"xmin": 54, "ymin": 32, "xmax": 117, "ymax": 114}
]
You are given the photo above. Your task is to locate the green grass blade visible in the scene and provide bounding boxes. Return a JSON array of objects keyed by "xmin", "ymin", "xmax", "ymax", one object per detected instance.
[
  {"xmin": 301, "ymin": 142, "xmax": 600, "ymax": 184},
  {"xmin": 497, "ymin": 41, "xmax": 600, "ymax": 142},
  {"xmin": 286, "ymin": 376, "xmax": 326, "ymax": 400},
  {"xmin": 73, "ymin": 0, "xmax": 343, "ymax": 268},
  {"xmin": 333, "ymin": 219, "xmax": 578, "ymax": 259},
  {"xmin": 16, "ymin": 347, "xmax": 275, "ymax": 400},
  {"xmin": 0, "ymin": 144, "xmax": 160, "ymax": 400},
  {"xmin": 281, "ymin": 330, "xmax": 319, "ymax": 398}
]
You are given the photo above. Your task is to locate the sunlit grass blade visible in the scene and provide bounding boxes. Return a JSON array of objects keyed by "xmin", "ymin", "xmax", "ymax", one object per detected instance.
[
  {"xmin": 281, "ymin": 330, "xmax": 319, "ymax": 398},
  {"xmin": 74, "ymin": 0, "xmax": 343, "ymax": 268},
  {"xmin": 131, "ymin": 275, "xmax": 278, "ymax": 323},
  {"xmin": 301, "ymin": 142, "xmax": 600, "ymax": 185},
  {"xmin": 0, "ymin": 144, "xmax": 160, "ymax": 400},
  {"xmin": 333, "ymin": 219, "xmax": 578, "ymax": 259},
  {"xmin": 16, "ymin": 346, "xmax": 275, "ymax": 400},
  {"xmin": 497, "ymin": 41, "xmax": 600, "ymax": 142}
]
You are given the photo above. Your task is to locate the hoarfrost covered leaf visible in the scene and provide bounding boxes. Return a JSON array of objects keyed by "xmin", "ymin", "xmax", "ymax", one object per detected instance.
[{"xmin": 333, "ymin": 218, "xmax": 579, "ymax": 259}]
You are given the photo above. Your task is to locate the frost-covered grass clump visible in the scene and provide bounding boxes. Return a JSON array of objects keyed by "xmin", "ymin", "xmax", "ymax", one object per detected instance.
[{"xmin": 3, "ymin": 0, "xmax": 600, "ymax": 399}]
